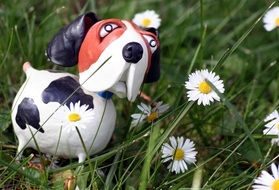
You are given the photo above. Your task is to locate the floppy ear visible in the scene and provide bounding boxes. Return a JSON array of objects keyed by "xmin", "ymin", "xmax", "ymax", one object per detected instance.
[
  {"xmin": 46, "ymin": 12, "xmax": 99, "ymax": 67},
  {"xmin": 143, "ymin": 28, "xmax": 160, "ymax": 83}
]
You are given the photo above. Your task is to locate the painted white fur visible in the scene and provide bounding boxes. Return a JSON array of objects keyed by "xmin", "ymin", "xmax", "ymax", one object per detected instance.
[{"xmin": 12, "ymin": 66, "xmax": 116, "ymax": 163}]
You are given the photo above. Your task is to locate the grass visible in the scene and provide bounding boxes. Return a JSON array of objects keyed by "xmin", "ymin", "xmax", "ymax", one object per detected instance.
[{"xmin": 1, "ymin": 0, "xmax": 279, "ymax": 189}]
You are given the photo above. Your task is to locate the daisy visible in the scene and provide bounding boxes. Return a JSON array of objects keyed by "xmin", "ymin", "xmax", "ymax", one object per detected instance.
[
  {"xmin": 161, "ymin": 136, "xmax": 197, "ymax": 174},
  {"xmin": 185, "ymin": 69, "xmax": 225, "ymax": 106},
  {"xmin": 131, "ymin": 101, "xmax": 169, "ymax": 127},
  {"xmin": 132, "ymin": 10, "xmax": 161, "ymax": 29},
  {"xmin": 253, "ymin": 163, "xmax": 279, "ymax": 190},
  {"xmin": 263, "ymin": 7, "xmax": 279, "ymax": 31},
  {"xmin": 263, "ymin": 110, "xmax": 279, "ymax": 145},
  {"xmin": 56, "ymin": 101, "xmax": 95, "ymax": 132}
]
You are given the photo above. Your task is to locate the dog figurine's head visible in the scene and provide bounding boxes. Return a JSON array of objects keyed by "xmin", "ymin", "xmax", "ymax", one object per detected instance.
[{"xmin": 46, "ymin": 12, "xmax": 160, "ymax": 101}]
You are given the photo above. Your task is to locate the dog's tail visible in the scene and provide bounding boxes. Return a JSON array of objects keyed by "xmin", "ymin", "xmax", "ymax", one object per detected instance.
[{"xmin": 23, "ymin": 62, "xmax": 35, "ymax": 76}]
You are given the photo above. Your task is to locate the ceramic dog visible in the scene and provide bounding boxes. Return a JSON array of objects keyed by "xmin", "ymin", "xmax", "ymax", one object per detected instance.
[{"xmin": 11, "ymin": 12, "xmax": 160, "ymax": 163}]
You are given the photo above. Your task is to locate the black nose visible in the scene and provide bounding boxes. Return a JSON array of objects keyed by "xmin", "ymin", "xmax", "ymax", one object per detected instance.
[{"xmin": 122, "ymin": 42, "xmax": 143, "ymax": 63}]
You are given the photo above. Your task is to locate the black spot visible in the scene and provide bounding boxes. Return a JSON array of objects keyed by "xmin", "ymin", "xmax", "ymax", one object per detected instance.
[
  {"xmin": 15, "ymin": 98, "xmax": 44, "ymax": 133},
  {"xmin": 42, "ymin": 76, "xmax": 94, "ymax": 109}
]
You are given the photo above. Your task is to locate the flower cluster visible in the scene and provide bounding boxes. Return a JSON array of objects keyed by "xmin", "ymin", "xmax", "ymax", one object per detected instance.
[{"xmin": 129, "ymin": 8, "xmax": 279, "ymax": 179}]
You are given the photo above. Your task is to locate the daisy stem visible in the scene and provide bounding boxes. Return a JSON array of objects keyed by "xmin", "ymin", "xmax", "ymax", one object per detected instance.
[
  {"xmin": 205, "ymin": 79, "xmax": 262, "ymax": 158},
  {"xmin": 116, "ymin": 142, "xmax": 147, "ymax": 189},
  {"xmin": 75, "ymin": 127, "xmax": 94, "ymax": 185},
  {"xmin": 50, "ymin": 125, "xmax": 63, "ymax": 169},
  {"xmin": 191, "ymin": 164, "xmax": 203, "ymax": 189},
  {"xmin": 105, "ymin": 151, "xmax": 122, "ymax": 190},
  {"xmin": 187, "ymin": 44, "xmax": 201, "ymax": 76},
  {"xmin": 199, "ymin": 0, "xmax": 204, "ymax": 65},
  {"xmin": 26, "ymin": 126, "xmax": 49, "ymax": 183},
  {"xmin": 49, "ymin": 126, "xmax": 154, "ymax": 173},
  {"xmin": 151, "ymin": 101, "xmax": 194, "ymax": 157},
  {"xmin": 139, "ymin": 124, "xmax": 159, "ymax": 190},
  {"xmin": 203, "ymin": 135, "xmax": 248, "ymax": 188}
]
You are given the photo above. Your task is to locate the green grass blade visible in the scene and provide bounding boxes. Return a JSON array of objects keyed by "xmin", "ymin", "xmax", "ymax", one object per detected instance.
[
  {"xmin": 212, "ymin": 2, "xmax": 276, "ymax": 71},
  {"xmin": 139, "ymin": 124, "xmax": 159, "ymax": 190}
]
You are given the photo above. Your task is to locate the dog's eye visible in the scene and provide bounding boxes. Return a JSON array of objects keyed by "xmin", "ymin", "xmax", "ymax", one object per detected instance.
[
  {"xmin": 143, "ymin": 35, "xmax": 157, "ymax": 53},
  {"xmin": 100, "ymin": 23, "xmax": 118, "ymax": 38}
]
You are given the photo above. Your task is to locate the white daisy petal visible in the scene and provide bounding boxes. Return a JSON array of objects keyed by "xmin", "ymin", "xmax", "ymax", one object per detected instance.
[
  {"xmin": 155, "ymin": 101, "xmax": 163, "ymax": 107},
  {"xmin": 162, "ymin": 143, "xmax": 173, "ymax": 151},
  {"xmin": 263, "ymin": 109, "xmax": 279, "ymax": 144},
  {"xmin": 173, "ymin": 163, "xmax": 180, "ymax": 174},
  {"xmin": 187, "ymin": 90, "xmax": 200, "ymax": 99},
  {"xmin": 177, "ymin": 136, "xmax": 184, "ymax": 148},
  {"xmin": 272, "ymin": 138, "xmax": 279, "ymax": 145},
  {"xmin": 162, "ymin": 156, "xmax": 172, "ymax": 163},
  {"xmin": 70, "ymin": 102, "xmax": 74, "ymax": 111},
  {"xmin": 265, "ymin": 120, "xmax": 279, "ymax": 130},
  {"xmin": 264, "ymin": 110, "xmax": 279, "ymax": 122},
  {"xmin": 131, "ymin": 113, "xmax": 142, "ymax": 119},
  {"xmin": 157, "ymin": 104, "xmax": 170, "ymax": 114},
  {"xmin": 252, "ymin": 185, "xmax": 270, "ymax": 190},
  {"xmin": 138, "ymin": 103, "xmax": 150, "ymax": 114},
  {"xmin": 179, "ymin": 161, "xmax": 184, "ymax": 173},
  {"xmin": 272, "ymin": 163, "xmax": 279, "ymax": 179},
  {"xmin": 170, "ymin": 136, "xmax": 177, "ymax": 148},
  {"xmin": 152, "ymin": 101, "xmax": 169, "ymax": 118},
  {"xmin": 197, "ymin": 97, "xmax": 202, "ymax": 105},
  {"xmin": 181, "ymin": 160, "xmax": 188, "ymax": 171}
]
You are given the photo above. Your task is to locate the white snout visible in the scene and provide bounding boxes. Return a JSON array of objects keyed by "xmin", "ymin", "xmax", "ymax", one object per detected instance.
[{"xmin": 126, "ymin": 61, "xmax": 147, "ymax": 102}]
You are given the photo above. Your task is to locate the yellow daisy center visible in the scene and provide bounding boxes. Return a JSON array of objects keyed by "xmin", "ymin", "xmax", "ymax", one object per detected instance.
[
  {"xmin": 275, "ymin": 18, "xmax": 279, "ymax": 26},
  {"xmin": 147, "ymin": 112, "xmax": 158, "ymax": 122},
  {"xmin": 141, "ymin": 18, "xmax": 151, "ymax": 27},
  {"xmin": 198, "ymin": 81, "xmax": 212, "ymax": 94},
  {"xmin": 272, "ymin": 179, "xmax": 279, "ymax": 190},
  {"xmin": 277, "ymin": 123, "xmax": 279, "ymax": 130},
  {"xmin": 173, "ymin": 148, "xmax": 185, "ymax": 161},
  {"xmin": 68, "ymin": 113, "xmax": 81, "ymax": 122}
]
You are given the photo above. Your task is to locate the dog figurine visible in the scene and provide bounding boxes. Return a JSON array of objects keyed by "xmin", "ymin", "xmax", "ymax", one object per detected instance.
[{"xmin": 11, "ymin": 12, "xmax": 160, "ymax": 163}]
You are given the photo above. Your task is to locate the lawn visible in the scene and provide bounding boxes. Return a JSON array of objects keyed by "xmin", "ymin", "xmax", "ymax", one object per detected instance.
[{"xmin": 0, "ymin": 0, "xmax": 279, "ymax": 189}]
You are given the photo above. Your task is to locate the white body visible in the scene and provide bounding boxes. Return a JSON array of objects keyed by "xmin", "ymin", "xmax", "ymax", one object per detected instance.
[{"xmin": 11, "ymin": 68, "xmax": 116, "ymax": 162}]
